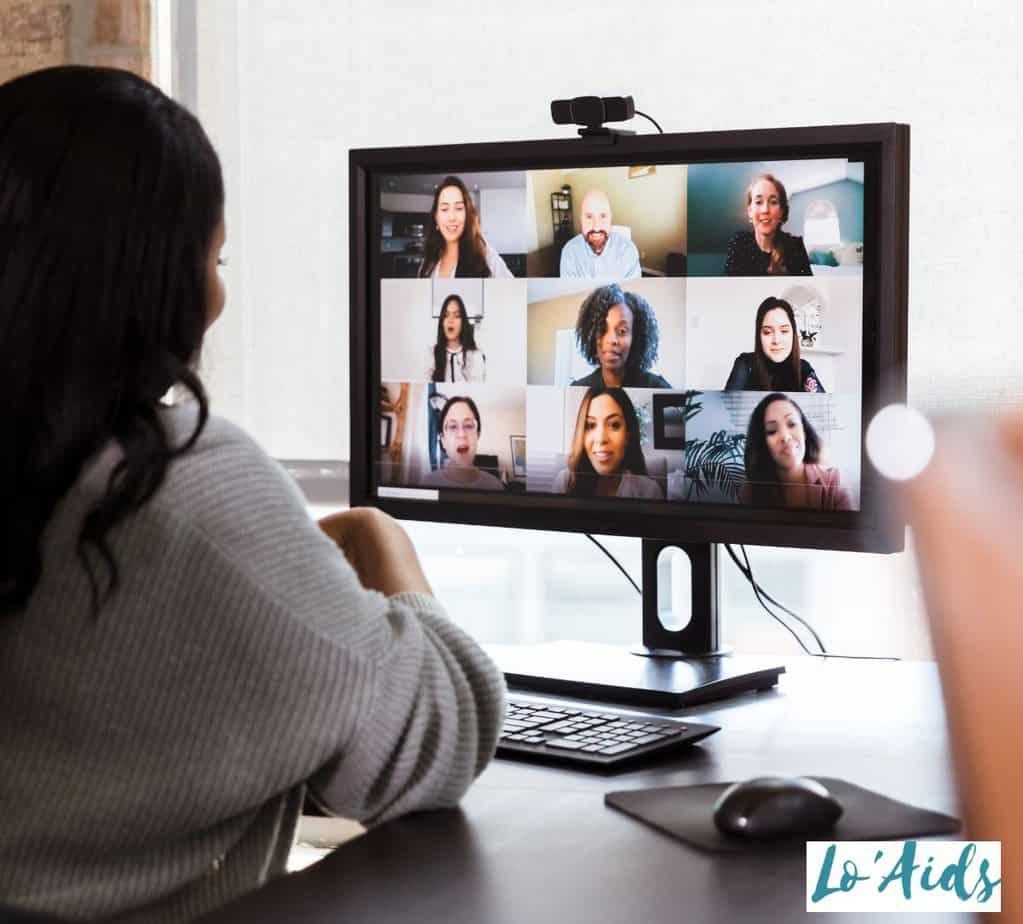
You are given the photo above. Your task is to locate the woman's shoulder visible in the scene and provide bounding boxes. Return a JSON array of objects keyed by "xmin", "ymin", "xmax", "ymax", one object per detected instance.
[
  {"xmin": 724, "ymin": 352, "xmax": 755, "ymax": 390},
  {"xmin": 473, "ymin": 469, "xmax": 506, "ymax": 491},
  {"xmin": 628, "ymin": 370, "xmax": 672, "ymax": 388},
  {"xmin": 484, "ymin": 243, "xmax": 513, "ymax": 278},
  {"xmin": 798, "ymin": 359, "xmax": 825, "ymax": 392},
  {"xmin": 155, "ymin": 404, "xmax": 309, "ymax": 530},
  {"xmin": 570, "ymin": 369, "xmax": 602, "ymax": 387},
  {"xmin": 805, "ymin": 464, "xmax": 853, "ymax": 510}
]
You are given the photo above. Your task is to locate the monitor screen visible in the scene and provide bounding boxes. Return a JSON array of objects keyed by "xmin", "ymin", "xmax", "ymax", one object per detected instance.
[{"xmin": 350, "ymin": 125, "xmax": 908, "ymax": 553}]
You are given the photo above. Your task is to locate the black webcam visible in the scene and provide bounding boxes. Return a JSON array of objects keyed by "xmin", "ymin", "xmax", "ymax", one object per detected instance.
[{"xmin": 551, "ymin": 95, "xmax": 636, "ymax": 141}]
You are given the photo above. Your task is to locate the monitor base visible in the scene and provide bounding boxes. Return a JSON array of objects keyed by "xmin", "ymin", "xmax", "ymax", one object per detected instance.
[{"xmin": 487, "ymin": 640, "xmax": 785, "ymax": 710}]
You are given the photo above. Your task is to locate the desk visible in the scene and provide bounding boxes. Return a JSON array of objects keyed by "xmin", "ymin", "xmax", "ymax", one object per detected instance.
[{"xmin": 199, "ymin": 658, "xmax": 973, "ymax": 923}]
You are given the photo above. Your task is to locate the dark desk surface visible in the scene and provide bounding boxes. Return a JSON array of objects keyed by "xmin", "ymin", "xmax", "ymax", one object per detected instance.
[{"xmin": 201, "ymin": 657, "xmax": 973, "ymax": 924}]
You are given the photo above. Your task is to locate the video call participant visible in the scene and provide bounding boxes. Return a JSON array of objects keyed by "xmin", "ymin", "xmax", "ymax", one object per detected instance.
[
  {"xmin": 723, "ymin": 173, "xmax": 812, "ymax": 276},
  {"xmin": 570, "ymin": 284, "xmax": 672, "ymax": 388},
  {"xmin": 724, "ymin": 296, "xmax": 825, "ymax": 392},
  {"xmin": 0, "ymin": 67, "xmax": 504, "ymax": 922},
  {"xmin": 421, "ymin": 395, "xmax": 505, "ymax": 491},
  {"xmin": 419, "ymin": 175, "xmax": 513, "ymax": 279},
  {"xmin": 559, "ymin": 189, "xmax": 641, "ymax": 279},
  {"xmin": 741, "ymin": 393, "xmax": 853, "ymax": 510},
  {"xmin": 429, "ymin": 294, "xmax": 486, "ymax": 382},
  {"xmin": 552, "ymin": 386, "xmax": 663, "ymax": 499}
]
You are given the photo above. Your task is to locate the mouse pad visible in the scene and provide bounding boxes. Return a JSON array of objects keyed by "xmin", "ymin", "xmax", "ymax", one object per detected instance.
[{"xmin": 605, "ymin": 778, "xmax": 961, "ymax": 854}]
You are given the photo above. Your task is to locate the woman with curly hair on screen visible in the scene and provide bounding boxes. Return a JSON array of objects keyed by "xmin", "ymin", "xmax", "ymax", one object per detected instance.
[
  {"xmin": 552, "ymin": 386, "xmax": 663, "ymax": 499},
  {"xmin": 570, "ymin": 284, "xmax": 672, "ymax": 388}
]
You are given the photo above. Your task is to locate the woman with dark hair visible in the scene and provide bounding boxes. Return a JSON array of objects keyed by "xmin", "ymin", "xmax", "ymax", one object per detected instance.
[
  {"xmin": 552, "ymin": 386, "xmax": 663, "ymax": 498},
  {"xmin": 723, "ymin": 174, "xmax": 812, "ymax": 276},
  {"xmin": 428, "ymin": 294, "xmax": 486, "ymax": 382},
  {"xmin": 570, "ymin": 284, "xmax": 672, "ymax": 388},
  {"xmin": 741, "ymin": 393, "xmax": 852, "ymax": 510},
  {"xmin": 0, "ymin": 67, "xmax": 503, "ymax": 922},
  {"xmin": 421, "ymin": 396, "xmax": 505, "ymax": 490},
  {"xmin": 418, "ymin": 175, "xmax": 512, "ymax": 279},
  {"xmin": 724, "ymin": 297, "xmax": 825, "ymax": 392}
]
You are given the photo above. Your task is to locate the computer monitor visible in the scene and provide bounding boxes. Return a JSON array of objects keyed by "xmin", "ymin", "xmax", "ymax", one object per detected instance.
[{"xmin": 349, "ymin": 123, "xmax": 909, "ymax": 708}]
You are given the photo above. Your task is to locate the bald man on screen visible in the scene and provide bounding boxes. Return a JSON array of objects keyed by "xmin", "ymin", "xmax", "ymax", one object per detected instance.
[{"xmin": 559, "ymin": 189, "xmax": 641, "ymax": 279}]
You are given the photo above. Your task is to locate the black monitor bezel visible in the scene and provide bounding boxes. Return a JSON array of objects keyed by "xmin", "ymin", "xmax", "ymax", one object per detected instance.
[{"xmin": 350, "ymin": 122, "xmax": 909, "ymax": 553}]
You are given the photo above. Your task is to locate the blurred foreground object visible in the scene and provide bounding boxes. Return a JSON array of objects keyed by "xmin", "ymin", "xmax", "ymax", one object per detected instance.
[{"xmin": 903, "ymin": 410, "xmax": 1023, "ymax": 921}]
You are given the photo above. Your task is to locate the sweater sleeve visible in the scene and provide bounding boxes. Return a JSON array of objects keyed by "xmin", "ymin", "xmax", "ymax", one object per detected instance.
[
  {"xmin": 166, "ymin": 416, "xmax": 506, "ymax": 827},
  {"xmin": 308, "ymin": 590, "xmax": 506, "ymax": 824}
]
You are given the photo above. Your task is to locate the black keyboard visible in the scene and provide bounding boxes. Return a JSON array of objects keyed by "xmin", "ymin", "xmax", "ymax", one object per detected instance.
[{"xmin": 497, "ymin": 697, "xmax": 719, "ymax": 769}]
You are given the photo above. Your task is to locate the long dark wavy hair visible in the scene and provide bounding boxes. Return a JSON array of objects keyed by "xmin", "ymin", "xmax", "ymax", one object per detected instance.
[
  {"xmin": 432, "ymin": 294, "xmax": 478, "ymax": 382},
  {"xmin": 575, "ymin": 284, "xmax": 659, "ymax": 383},
  {"xmin": 0, "ymin": 67, "xmax": 223, "ymax": 615},
  {"xmin": 564, "ymin": 386, "xmax": 647, "ymax": 497},
  {"xmin": 419, "ymin": 175, "xmax": 491, "ymax": 278},
  {"xmin": 752, "ymin": 297, "xmax": 803, "ymax": 390},
  {"xmin": 743, "ymin": 393, "xmax": 821, "ymax": 505}
]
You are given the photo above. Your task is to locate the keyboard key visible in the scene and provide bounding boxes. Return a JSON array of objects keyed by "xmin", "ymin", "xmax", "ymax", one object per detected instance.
[
  {"xmin": 599, "ymin": 742, "xmax": 640, "ymax": 755},
  {"xmin": 546, "ymin": 738, "xmax": 586, "ymax": 750},
  {"xmin": 633, "ymin": 734, "xmax": 664, "ymax": 745}
]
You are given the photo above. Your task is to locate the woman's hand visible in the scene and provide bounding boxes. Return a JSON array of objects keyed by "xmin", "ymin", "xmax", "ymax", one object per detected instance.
[{"xmin": 318, "ymin": 507, "xmax": 433, "ymax": 597}]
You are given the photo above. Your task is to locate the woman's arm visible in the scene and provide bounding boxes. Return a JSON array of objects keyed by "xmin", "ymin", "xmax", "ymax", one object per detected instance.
[
  {"xmin": 802, "ymin": 360, "xmax": 825, "ymax": 393},
  {"xmin": 485, "ymin": 243, "xmax": 514, "ymax": 279}
]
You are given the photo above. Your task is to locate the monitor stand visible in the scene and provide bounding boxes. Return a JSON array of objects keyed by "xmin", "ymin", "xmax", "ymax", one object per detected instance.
[{"xmin": 487, "ymin": 540, "xmax": 785, "ymax": 710}]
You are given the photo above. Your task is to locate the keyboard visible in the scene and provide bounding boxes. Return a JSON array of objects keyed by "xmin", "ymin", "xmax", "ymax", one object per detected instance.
[{"xmin": 497, "ymin": 697, "xmax": 720, "ymax": 769}]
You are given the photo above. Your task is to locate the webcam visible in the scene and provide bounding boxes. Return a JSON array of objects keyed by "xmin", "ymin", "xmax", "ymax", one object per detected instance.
[{"xmin": 551, "ymin": 95, "xmax": 636, "ymax": 141}]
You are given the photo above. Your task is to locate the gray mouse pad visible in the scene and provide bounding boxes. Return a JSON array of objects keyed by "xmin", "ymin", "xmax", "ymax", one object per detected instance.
[{"xmin": 605, "ymin": 777, "xmax": 961, "ymax": 854}]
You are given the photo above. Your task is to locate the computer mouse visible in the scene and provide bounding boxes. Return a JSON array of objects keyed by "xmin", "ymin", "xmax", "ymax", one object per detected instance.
[{"xmin": 712, "ymin": 775, "xmax": 843, "ymax": 839}]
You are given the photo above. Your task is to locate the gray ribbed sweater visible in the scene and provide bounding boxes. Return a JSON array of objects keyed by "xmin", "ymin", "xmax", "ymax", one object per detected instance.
[{"xmin": 0, "ymin": 406, "xmax": 506, "ymax": 922}]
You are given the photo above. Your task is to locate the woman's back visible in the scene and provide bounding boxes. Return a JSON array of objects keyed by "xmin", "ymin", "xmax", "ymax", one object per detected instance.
[
  {"xmin": 0, "ymin": 67, "xmax": 503, "ymax": 921},
  {"xmin": 1, "ymin": 405, "xmax": 504, "ymax": 921}
]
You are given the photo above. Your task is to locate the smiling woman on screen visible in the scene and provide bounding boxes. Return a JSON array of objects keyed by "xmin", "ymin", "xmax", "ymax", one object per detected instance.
[
  {"xmin": 741, "ymin": 393, "xmax": 852, "ymax": 510},
  {"xmin": 552, "ymin": 386, "xmax": 663, "ymax": 499},
  {"xmin": 418, "ymin": 175, "xmax": 512, "ymax": 279},
  {"xmin": 724, "ymin": 297, "xmax": 825, "ymax": 392},
  {"xmin": 723, "ymin": 173, "xmax": 812, "ymax": 276}
]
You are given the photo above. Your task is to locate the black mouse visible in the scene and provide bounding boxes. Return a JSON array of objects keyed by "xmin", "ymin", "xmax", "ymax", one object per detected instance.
[{"xmin": 712, "ymin": 776, "xmax": 843, "ymax": 839}]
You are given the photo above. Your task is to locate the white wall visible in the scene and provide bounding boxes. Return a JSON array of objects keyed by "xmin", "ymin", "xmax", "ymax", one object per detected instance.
[{"xmin": 184, "ymin": 0, "xmax": 1023, "ymax": 658}]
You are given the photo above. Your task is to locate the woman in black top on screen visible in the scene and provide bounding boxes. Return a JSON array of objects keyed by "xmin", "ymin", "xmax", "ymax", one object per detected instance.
[
  {"xmin": 724, "ymin": 296, "xmax": 825, "ymax": 392},
  {"xmin": 429, "ymin": 294, "xmax": 486, "ymax": 382},
  {"xmin": 723, "ymin": 173, "xmax": 812, "ymax": 276},
  {"xmin": 570, "ymin": 284, "xmax": 672, "ymax": 388}
]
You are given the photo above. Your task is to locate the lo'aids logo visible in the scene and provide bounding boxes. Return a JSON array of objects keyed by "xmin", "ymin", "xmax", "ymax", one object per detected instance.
[{"xmin": 806, "ymin": 840, "xmax": 1001, "ymax": 913}]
